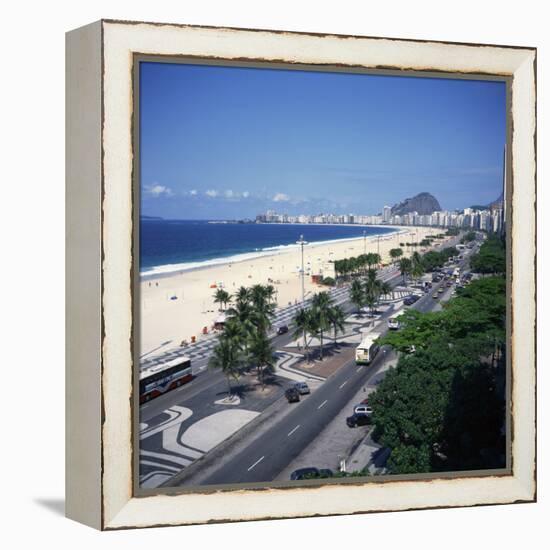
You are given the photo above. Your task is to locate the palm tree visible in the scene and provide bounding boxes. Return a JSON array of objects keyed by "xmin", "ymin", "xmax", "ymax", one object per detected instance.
[
  {"xmin": 248, "ymin": 330, "xmax": 278, "ymax": 390},
  {"xmin": 364, "ymin": 269, "xmax": 382, "ymax": 316},
  {"xmin": 399, "ymin": 257, "xmax": 412, "ymax": 284},
  {"xmin": 213, "ymin": 288, "xmax": 230, "ymax": 311},
  {"xmin": 293, "ymin": 307, "xmax": 312, "ymax": 361},
  {"xmin": 347, "ymin": 257, "xmax": 359, "ymax": 277},
  {"xmin": 208, "ymin": 338, "xmax": 243, "ymax": 397},
  {"xmin": 365, "ymin": 253, "xmax": 377, "ymax": 271},
  {"xmin": 379, "ymin": 280, "xmax": 393, "ymax": 302},
  {"xmin": 389, "ymin": 248, "xmax": 403, "ymax": 264},
  {"xmin": 311, "ymin": 292, "xmax": 333, "ymax": 360},
  {"xmin": 364, "ymin": 291, "xmax": 378, "ymax": 317},
  {"xmin": 250, "ymin": 284, "xmax": 275, "ymax": 334},
  {"xmin": 222, "ymin": 317, "xmax": 245, "ymax": 346},
  {"xmin": 365, "ymin": 268, "xmax": 378, "ymax": 287},
  {"xmin": 350, "ymin": 279, "xmax": 366, "ymax": 313},
  {"xmin": 234, "ymin": 286, "xmax": 251, "ymax": 307},
  {"xmin": 264, "ymin": 284, "xmax": 276, "ymax": 304},
  {"xmin": 250, "ymin": 284, "xmax": 268, "ymax": 307},
  {"xmin": 327, "ymin": 305, "xmax": 346, "ymax": 346},
  {"xmin": 226, "ymin": 296, "xmax": 255, "ymax": 354},
  {"xmin": 411, "ymin": 262, "xmax": 425, "ymax": 287}
]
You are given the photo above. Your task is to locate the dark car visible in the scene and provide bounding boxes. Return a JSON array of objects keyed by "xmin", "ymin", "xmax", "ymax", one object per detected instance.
[
  {"xmin": 290, "ymin": 467, "xmax": 334, "ymax": 480},
  {"xmin": 403, "ymin": 294, "xmax": 419, "ymax": 306},
  {"xmin": 285, "ymin": 387, "xmax": 300, "ymax": 403},
  {"xmin": 346, "ymin": 412, "xmax": 371, "ymax": 428},
  {"xmin": 276, "ymin": 324, "xmax": 289, "ymax": 335}
]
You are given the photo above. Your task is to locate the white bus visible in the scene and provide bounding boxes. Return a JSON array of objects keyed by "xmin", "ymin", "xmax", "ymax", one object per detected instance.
[
  {"xmin": 140, "ymin": 356, "xmax": 192, "ymax": 403},
  {"xmin": 355, "ymin": 334, "xmax": 381, "ymax": 365}
]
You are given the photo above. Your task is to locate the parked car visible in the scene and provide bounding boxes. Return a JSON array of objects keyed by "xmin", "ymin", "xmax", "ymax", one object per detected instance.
[
  {"xmin": 403, "ymin": 294, "xmax": 420, "ymax": 306},
  {"xmin": 432, "ymin": 293, "xmax": 439, "ymax": 299},
  {"xmin": 276, "ymin": 324, "xmax": 289, "ymax": 335},
  {"xmin": 438, "ymin": 287, "xmax": 445, "ymax": 294},
  {"xmin": 346, "ymin": 412, "xmax": 371, "ymax": 428},
  {"xmin": 294, "ymin": 381, "xmax": 310, "ymax": 395},
  {"xmin": 285, "ymin": 387, "xmax": 300, "ymax": 403},
  {"xmin": 290, "ymin": 467, "xmax": 333, "ymax": 480},
  {"xmin": 353, "ymin": 404, "xmax": 373, "ymax": 415},
  {"xmin": 387, "ymin": 317, "xmax": 400, "ymax": 330}
]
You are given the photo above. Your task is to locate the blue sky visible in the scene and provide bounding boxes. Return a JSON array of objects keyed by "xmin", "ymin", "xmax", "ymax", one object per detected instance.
[{"xmin": 140, "ymin": 62, "xmax": 506, "ymax": 220}]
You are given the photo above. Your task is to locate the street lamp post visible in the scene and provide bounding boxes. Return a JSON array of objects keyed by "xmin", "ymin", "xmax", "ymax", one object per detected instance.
[
  {"xmin": 363, "ymin": 230, "xmax": 367, "ymax": 256},
  {"xmin": 296, "ymin": 234, "xmax": 308, "ymax": 304}
]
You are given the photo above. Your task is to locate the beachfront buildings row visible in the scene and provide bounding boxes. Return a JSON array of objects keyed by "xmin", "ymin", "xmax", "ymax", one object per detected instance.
[{"xmin": 256, "ymin": 206, "xmax": 505, "ymax": 234}]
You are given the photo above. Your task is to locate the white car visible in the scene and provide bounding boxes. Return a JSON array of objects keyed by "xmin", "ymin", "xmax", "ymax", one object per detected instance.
[
  {"xmin": 354, "ymin": 404, "xmax": 373, "ymax": 416},
  {"xmin": 388, "ymin": 317, "xmax": 400, "ymax": 330}
]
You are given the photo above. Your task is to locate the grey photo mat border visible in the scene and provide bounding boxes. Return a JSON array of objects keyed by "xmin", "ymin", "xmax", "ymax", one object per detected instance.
[{"xmin": 130, "ymin": 52, "xmax": 515, "ymax": 498}]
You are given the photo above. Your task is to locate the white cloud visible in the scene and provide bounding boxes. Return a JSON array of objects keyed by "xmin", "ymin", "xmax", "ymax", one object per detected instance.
[
  {"xmin": 272, "ymin": 193, "xmax": 290, "ymax": 202},
  {"xmin": 205, "ymin": 189, "xmax": 219, "ymax": 198},
  {"xmin": 145, "ymin": 184, "xmax": 173, "ymax": 197},
  {"xmin": 225, "ymin": 190, "xmax": 235, "ymax": 198},
  {"xmin": 189, "ymin": 189, "xmax": 198, "ymax": 196},
  {"xmin": 242, "ymin": 191, "xmax": 250, "ymax": 198}
]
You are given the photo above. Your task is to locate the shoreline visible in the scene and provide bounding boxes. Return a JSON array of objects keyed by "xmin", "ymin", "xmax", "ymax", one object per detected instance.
[
  {"xmin": 140, "ymin": 225, "xmax": 407, "ymax": 280},
  {"xmin": 139, "ymin": 225, "xmax": 443, "ymax": 356}
]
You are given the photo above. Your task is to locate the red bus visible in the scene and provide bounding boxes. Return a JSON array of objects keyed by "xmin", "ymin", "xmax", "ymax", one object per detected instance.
[{"xmin": 139, "ymin": 356, "xmax": 193, "ymax": 403}]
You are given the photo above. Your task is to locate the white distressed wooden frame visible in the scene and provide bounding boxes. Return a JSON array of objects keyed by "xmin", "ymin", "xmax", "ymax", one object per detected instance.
[{"xmin": 66, "ymin": 20, "xmax": 536, "ymax": 530}]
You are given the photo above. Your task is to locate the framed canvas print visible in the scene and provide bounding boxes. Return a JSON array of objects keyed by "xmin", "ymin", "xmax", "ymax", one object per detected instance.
[{"xmin": 66, "ymin": 20, "xmax": 536, "ymax": 530}]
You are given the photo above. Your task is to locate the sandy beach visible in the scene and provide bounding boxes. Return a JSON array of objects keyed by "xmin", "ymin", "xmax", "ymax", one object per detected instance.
[{"xmin": 139, "ymin": 226, "xmax": 443, "ymax": 356}]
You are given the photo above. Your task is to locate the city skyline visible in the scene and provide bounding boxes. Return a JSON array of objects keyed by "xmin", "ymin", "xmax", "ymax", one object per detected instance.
[
  {"xmin": 140, "ymin": 62, "xmax": 507, "ymax": 220},
  {"xmin": 255, "ymin": 202, "xmax": 504, "ymax": 234}
]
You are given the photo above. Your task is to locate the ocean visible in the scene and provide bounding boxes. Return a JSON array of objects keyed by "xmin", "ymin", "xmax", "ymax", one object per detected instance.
[{"xmin": 140, "ymin": 219, "xmax": 399, "ymax": 277}]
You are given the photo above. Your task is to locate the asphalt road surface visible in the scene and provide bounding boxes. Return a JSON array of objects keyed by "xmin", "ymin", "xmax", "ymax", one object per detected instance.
[
  {"xmin": 177, "ymin": 345, "xmax": 393, "ymax": 486},
  {"xmin": 171, "ymin": 239, "xmax": 477, "ymax": 486}
]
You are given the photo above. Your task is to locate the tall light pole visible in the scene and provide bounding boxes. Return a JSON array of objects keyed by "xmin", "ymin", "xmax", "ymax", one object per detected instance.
[
  {"xmin": 363, "ymin": 230, "xmax": 367, "ymax": 256},
  {"xmin": 296, "ymin": 234, "xmax": 308, "ymax": 304}
]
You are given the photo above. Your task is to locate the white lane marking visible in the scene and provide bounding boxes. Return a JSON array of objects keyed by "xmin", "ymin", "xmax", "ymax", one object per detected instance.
[
  {"xmin": 339, "ymin": 380, "xmax": 348, "ymax": 389},
  {"xmin": 247, "ymin": 456, "xmax": 265, "ymax": 471},
  {"xmin": 287, "ymin": 425, "xmax": 301, "ymax": 437},
  {"xmin": 318, "ymin": 400, "xmax": 328, "ymax": 410},
  {"xmin": 356, "ymin": 367, "xmax": 362, "ymax": 373}
]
